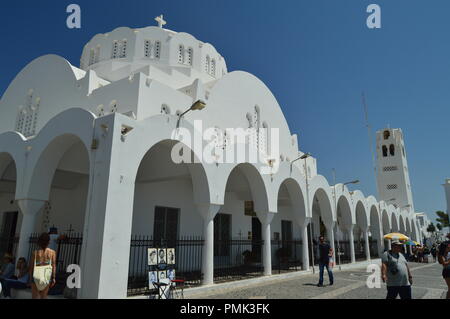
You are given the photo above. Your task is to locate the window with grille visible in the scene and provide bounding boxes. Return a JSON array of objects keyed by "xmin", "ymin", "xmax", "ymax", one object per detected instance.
[
  {"xmin": 154, "ymin": 41, "xmax": 161, "ymax": 58},
  {"xmin": 112, "ymin": 40, "xmax": 127, "ymax": 59},
  {"xmin": 178, "ymin": 45, "xmax": 184, "ymax": 64},
  {"xmin": 119, "ymin": 39, "xmax": 127, "ymax": 58},
  {"xmin": 89, "ymin": 49, "xmax": 95, "ymax": 66},
  {"xmin": 386, "ymin": 184, "xmax": 398, "ymax": 190},
  {"xmin": 144, "ymin": 40, "xmax": 151, "ymax": 57},
  {"xmin": 210, "ymin": 59, "xmax": 216, "ymax": 77},
  {"xmin": 111, "ymin": 41, "xmax": 119, "ymax": 59},
  {"xmin": 383, "ymin": 166, "xmax": 398, "ymax": 172},
  {"xmin": 205, "ymin": 55, "xmax": 210, "ymax": 73},
  {"xmin": 187, "ymin": 48, "xmax": 193, "ymax": 65},
  {"xmin": 94, "ymin": 46, "xmax": 100, "ymax": 64}
]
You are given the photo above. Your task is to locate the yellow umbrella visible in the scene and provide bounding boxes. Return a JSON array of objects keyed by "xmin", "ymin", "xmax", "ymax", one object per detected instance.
[
  {"xmin": 383, "ymin": 233, "xmax": 409, "ymax": 241},
  {"xmin": 413, "ymin": 241, "xmax": 420, "ymax": 245}
]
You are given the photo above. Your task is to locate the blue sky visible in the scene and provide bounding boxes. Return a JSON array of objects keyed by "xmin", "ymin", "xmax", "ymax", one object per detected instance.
[{"xmin": 1, "ymin": 0, "xmax": 449, "ymax": 224}]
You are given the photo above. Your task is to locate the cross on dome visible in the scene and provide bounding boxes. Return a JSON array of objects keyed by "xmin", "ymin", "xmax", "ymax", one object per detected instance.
[{"xmin": 155, "ymin": 14, "xmax": 167, "ymax": 28}]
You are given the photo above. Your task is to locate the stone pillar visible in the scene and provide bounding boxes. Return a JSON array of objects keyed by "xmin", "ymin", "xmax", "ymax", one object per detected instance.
[
  {"xmin": 16, "ymin": 199, "xmax": 46, "ymax": 261},
  {"xmin": 387, "ymin": 239, "xmax": 392, "ymax": 251},
  {"xmin": 299, "ymin": 218, "xmax": 311, "ymax": 271},
  {"xmin": 79, "ymin": 115, "xmax": 136, "ymax": 299},
  {"xmin": 256, "ymin": 211, "xmax": 275, "ymax": 276},
  {"xmin": 197, "ymin": 204, "xmax": 221, "ymax": 286},
  {"xmin": 364, "ymin": 227, "xmax": 371, "ymax": 261},
  {"xmin": 325, "ymin": 222, "xmax": 336, "ymax": 260},
  {"xmin": 347, "ymin": 224, "xmax": 356, "ymax": 263},
  {"xmin": 377, "ymin": 226, "xmax": 384, "ymax": 257}
]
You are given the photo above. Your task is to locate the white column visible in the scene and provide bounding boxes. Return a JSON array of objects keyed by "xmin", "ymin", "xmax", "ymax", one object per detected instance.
[
  {"xmin": 256, "ymin": 211, "xmax": 275, "ymax": 276},
  {"xmin": 299, "ymin": 218, "xmax": 311, "ymax": 271},
  {"xmin": 364, "ymin": 227, "xmax": 371, "ymax": 261},
  {"xmin": 325, "ymin": 222, "xmax": 336, "ymax": 259},
  {"xmin": 377, "ymin": 226, "xmax": 384, "ymax": 257},
  {"xmin": 197, "ymin": 204, "xmax": 221, "ymax": 286},
  {"xmin": 16, "ymin": 199, "xmax": 46, "ymax": 261},
  {"xmin": 347, "ymin": 224, "xmax": 356, "ymax": 263},
  {"xmin": 79, "ymin": 116, "xmax": 136, "ymax": 299}
]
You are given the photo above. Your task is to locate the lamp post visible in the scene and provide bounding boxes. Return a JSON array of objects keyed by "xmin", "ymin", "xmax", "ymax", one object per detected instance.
[
  {"xmin": 332, "ymin": 169, "xmax": 359, "ymax": 270},
  {"xmin": 292, "ymin": 153, "xmax": 314, "ymax": 273},
  {"xmin": 176, "ymin": 99, "xmax": 206, "ymax": 128}
]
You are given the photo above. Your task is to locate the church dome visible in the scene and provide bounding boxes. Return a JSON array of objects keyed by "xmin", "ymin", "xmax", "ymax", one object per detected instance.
[{"xmin": 80, "ymin": 15, "xmax": 228, "ymax": 88}]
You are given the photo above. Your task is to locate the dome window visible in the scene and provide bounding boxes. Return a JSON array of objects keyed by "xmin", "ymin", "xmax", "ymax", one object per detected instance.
[
  {"xmin": 210, "ymin": 59, "xmax": 216, "ymax": 77},
  {"xmin": 187, "ymin": 48, "xmax": 193, "ymax": 66},
  {"xmin": 154, "ymin": 41, "xmax": 161, "ymax": 59},
  {"xmin": 97, "ymin": 104, "xmax": 105, "ymax": 117},
  {"xmin": 89, "ymin": 49, "xmax": 95, "ymax": 66},
  {"xmin": 119, "ymin": 39, "xmax": 127, "ymax": 58},
  {"xmin": 205, "ymin": 55, "xmax": 210, "ymax": 73},
  {"xmin": 110, "ymin": 100, "xmax": 118, "ymax": 113},
  {"xmin": 111, "ymin": 41, "xmax": 119, "ymax": 59},
  {"xmin": 178, "ymin": 45, "xmax": 185, "ymax": 64},
  {"xmin": 144, "ymin": 40, "xmax": 151, "ymax": 58}
]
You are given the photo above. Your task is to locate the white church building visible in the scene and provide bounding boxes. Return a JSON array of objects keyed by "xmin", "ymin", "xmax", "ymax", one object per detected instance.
[{"xmin": 0, "ymin": 17, "xmax": 425, "ymax": 298}]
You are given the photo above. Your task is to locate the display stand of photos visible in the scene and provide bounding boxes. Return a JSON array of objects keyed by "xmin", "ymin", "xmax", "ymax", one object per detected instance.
[{"xmin": 148, "ymin": 247, "xmax": 176, "ymax": 298}]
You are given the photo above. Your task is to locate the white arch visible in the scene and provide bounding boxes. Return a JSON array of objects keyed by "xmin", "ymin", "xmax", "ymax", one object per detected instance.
[
  {"xmin": 352, "ymin": 190, "xmax": 369, "ymax": 229},
  {"xmin": 21, "ymin": 108, "xmax": 95, "ymax": 200},
  {"xmin": 272, "ymin": 163, "xmax": 307, "ymax": 225}
]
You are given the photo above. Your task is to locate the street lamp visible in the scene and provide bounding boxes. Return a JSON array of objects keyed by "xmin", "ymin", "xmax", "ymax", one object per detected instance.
[
  {"xmin": 176, "ymin": 99, "xmax": 206, "ymax": 128},
  {"xmin": 292, "ymin": 153, "xmax": 314, "ymax": 272}
]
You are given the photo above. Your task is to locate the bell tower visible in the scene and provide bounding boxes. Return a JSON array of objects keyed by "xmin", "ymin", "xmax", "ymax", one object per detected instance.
[{"xmin": 375, "ymin": 128, "xmax": 414, "ymax": 213}]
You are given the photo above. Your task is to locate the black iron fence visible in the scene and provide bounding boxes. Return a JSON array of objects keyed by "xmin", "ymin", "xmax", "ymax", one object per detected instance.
[
  {"xmin": 127, "ymin": 236, "xmax": 307, "ymax": 296},
  {"xmin": 334, "ymin": 239, "xmax": 378, "ymax": 263},
  {"xmin": 272, "ymin": 239, "xmax": 303, "ymax": 273},
  {"xmin": 128, "ymin": 235, "xmax": 204, "ymax": 296}
]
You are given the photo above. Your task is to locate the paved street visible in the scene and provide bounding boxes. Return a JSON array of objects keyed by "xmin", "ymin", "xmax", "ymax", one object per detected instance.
[{"xmin": 186, "ymin": 262, "xmax": 447, "ymax": 299}]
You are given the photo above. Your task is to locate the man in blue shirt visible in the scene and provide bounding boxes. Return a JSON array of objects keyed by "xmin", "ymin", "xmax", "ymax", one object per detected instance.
[{"xmin": 317, "ymin": 235, "xmax": 334, "ymax": 287}]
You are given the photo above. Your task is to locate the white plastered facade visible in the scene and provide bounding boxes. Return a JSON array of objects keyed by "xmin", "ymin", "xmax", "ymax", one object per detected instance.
[{"xmin": 0, "ymin": 23, "xmax": 424, "ymax": 298}]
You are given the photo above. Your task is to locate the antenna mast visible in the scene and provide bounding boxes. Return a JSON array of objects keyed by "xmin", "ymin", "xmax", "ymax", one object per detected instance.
[{"xmin": 362, "ymin": 92, "xmax": 379, "ymax": 197}]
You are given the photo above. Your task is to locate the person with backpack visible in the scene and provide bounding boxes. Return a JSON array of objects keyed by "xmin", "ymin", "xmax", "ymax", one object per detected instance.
[
  {"xmin": 381, "ymin": 240, "xmax": 413, "ymax": 299},
  {"xmin": 437, "ymin": 233, "xmax": 450, "ymax": 299}
]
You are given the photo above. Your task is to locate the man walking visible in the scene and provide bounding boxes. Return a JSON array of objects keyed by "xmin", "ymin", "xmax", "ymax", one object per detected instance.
[
  {"xmin": 381, "ymin": 240, "xmax": 413, "ymax": 299},
  {"xmin": 317, "ymin": 235, "xmax": 334, "ymax": 287}
]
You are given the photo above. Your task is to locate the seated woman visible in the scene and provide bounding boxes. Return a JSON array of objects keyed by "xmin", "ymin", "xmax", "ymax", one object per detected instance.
[{"xmin": 1, "ymin": 257, "xmax": 30, "ymax": 298}]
